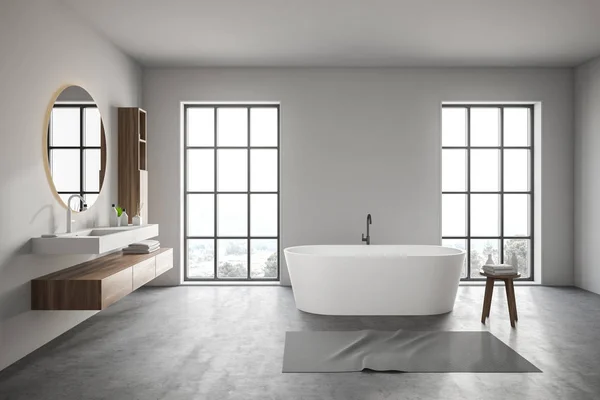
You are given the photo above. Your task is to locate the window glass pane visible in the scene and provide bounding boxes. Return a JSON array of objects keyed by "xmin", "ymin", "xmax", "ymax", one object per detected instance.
[
  {"xmin": 188, "ymin": 239, "xmax": 215, "ymax": 278},
  {"xmin": 505, "ymin": 239, "xmax": 530, "ymax": 278},
  {"xmin": 471, "ymin": 194, "xmax": 499, "ymax": 236},
  {"xmin": 83, "ymin": 149, "xmax": 101, "ymax": 192},
  {"xmin": 50, "ymin": 149, "xmax": 80, "ymax": 192},
  {"xmin": 187, "ymin": 194, "xmax": 214, "ymax": 236},
  {"xmin": 217, "ymin": 194, "xmax": 247, "ymax": 236},
  {"xmin": 442, "ymin": 239, "xmax": 467, "ymax": 278},
  {"xmin": 470, "ymin": 149, "xmax": 499, "ymax": 192},
  {"xmin": 250, "ymin": 108, "xmax": 278, "ymax": 146},
  {"xmin": 442, "ymin": 108, "xmax": 466, "ymax": 146},
  {"xmin": 250, "ymin": 194, "xmax": 278, "ymax": 236},
  {"xmin": 504, "ymin": 149, "xmax": 529, "ymax": 192},
  {"xmin": 470, "ymin": 239, "xmax": 500, "ymax": 278},
  {"xmin": 188, "ymin": 108, "xmax": 214, "ymax": 146},
  {"xmin": 250, "ymin": 149, "xmax": 278, "ymax": 192},
  {"xmin": 217, "ymin": 149, "xmax": 247, "ymax": 192},
  {"xmin": 442, "ymin": 194, "xmax": 466, "ymax": 236},
  {"xmin": 187, "ymin": 149, "xmax": 214, "ymax": 192},
  {"xmin": 217, "ymin": 108, "xmax": 247, "ymax": 146},
  {"xmin": 504, "ymin": 194, "xmax": 529, "ymax": 236},
  {"xmin": 250, "ymin": 239, "xmax": 278, "ymax": 278},
  {"xmin": 442, "ymin": 149, "xmax": 466, "ymax": 192},
  {"xmin": 471, "ymin": 108, "xmax": 500, "ymax": 146},
  {"xmin": 217, "ymin": 239, "xmax": 248, "ymax": 279},
  {"xmin": 84, "ymin": 107, "xmax": 101, "ymax": 146},
  {"xmin": 504, "ymin": 108, "xmax": 530, "ymax": 147},
  {"xmin": 50, "ymin": 108, "xmax": 80, "ymax": 146}
]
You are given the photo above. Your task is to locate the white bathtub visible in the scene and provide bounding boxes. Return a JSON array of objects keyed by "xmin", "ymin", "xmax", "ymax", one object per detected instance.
[{"xmin": 284, "ymin": 245, "xmax": 466, "ymax": 316}]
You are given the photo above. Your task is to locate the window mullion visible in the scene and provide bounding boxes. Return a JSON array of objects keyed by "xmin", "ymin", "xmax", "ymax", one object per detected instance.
[
  {"xmin": 247, "ymin": 108, "xmax": 251, "ymax": 280},
  {"xmin": 80, "ymin": 106, "xmax": 85, "ymax": 206},
  {"xmin": 213, "ymin": 107, "xmax": 218, "ymax": 280},
  {"xmin": 499, "ymin": 107, "xmax": 505, "ymax": 264},
  {"xmin": 466, "ymin": 107, "xmax": 471, "ymax": 279}
]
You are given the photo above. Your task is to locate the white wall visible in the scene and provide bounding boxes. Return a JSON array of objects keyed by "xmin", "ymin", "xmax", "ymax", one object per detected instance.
[
  {"xmin": 143, "ymin": 68, "xmax": 574, "ymax": 287},
  {"xmin": 575, "ymin": 56, "xmax": 600, "ymax": 295},
  {"xmin": 0, "ymin": 0, "xmax": 141, "ymax": 371}
]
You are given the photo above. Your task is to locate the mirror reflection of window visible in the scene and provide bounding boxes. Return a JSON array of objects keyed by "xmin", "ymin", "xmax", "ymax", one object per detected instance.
[{"xmin": 48, "ymin": 101, "xmax": 105, "ymax": 210}]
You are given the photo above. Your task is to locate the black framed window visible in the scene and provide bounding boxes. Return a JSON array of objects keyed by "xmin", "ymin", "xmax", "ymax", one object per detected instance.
[
  {"xmin": 48, "ymin": 104, "xmax": 102, "ymax": 209},
  {"xmin": 441, "ymin": 104, "xmax": 534, "ymax": 280},
  {"xmin": 184, "ymin": 104, "xmax": 280, "ymax": 281}
]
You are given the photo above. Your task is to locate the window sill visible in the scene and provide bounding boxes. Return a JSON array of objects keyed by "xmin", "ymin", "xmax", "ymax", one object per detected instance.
[{"xmin": 180, "ymin": 281, "xmax": 281, "ymax": 286}]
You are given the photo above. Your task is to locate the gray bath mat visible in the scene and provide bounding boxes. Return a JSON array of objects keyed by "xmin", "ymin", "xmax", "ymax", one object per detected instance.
[{"xmin": 283, "ymin": 330, "xmax": 540, "ymax": 373}]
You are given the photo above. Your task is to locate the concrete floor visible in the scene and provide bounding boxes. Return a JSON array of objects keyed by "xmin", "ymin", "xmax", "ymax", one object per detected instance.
[{"xmin": 0, "ymin": 286, "xmax": 599, "ymax": 400}]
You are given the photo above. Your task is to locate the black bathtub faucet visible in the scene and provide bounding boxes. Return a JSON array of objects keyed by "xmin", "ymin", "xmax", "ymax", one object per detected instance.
[{"xmin": 361, "ymin": 214, "xmax": 372, "ymax": 245}]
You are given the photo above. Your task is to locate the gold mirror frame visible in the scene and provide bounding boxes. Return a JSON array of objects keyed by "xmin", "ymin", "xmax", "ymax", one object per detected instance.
[{"xmin": 42, "ymin": 84, "xmax": 107, "ymax": 211}]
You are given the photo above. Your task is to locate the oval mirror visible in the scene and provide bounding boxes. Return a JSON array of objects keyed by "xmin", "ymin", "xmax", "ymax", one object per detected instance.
[{"xmin": 44, "ymin": 86, "xmax": 106, "ymax": 211}]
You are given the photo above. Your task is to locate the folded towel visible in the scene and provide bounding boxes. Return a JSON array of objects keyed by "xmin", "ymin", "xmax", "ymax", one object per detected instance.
[
  {"xmin": 129, "ymin": 239, "xmax": 160, "ymax": 248},
  {"xmin": 123, "ymin": 246, "xmax": 160, "ymax": 254},
  {"xmin": 125, "ymin": 243, "xmax": 160, "ymax": 250},
  {"xmin": 483, "ymin": 265, "xmax": 517, "ymax": 275},
  {"xmin": 127, "ymin": 245, "xmax": 161, "ymax": 251},
  {"xmin": 483, "ymin": 263, "xmax": 514, "ymax": 270},
  {"xmin": 124, "ymin": 242, "xmax": 160, "ymax": 250}
]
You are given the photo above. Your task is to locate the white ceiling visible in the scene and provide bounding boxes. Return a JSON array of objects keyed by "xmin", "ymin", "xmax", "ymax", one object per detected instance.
[{"xmin": 61, "ymin": 0, "xmax": 600, "ymax": 68}]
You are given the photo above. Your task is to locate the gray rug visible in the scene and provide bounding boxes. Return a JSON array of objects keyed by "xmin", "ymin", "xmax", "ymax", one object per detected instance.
[{"xmin": 283, "ymin": 330, "xmax": 540, "ymax": 373}]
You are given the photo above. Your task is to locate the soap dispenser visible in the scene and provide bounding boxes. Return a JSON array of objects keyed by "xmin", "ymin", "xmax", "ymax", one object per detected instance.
[
  {"xmin": 110, "ymin": 204, "xmax": 119, "ymax": 227},
  {"xmin": 120, "ymin": 208, "xmax": 129, "ymax": 226}
]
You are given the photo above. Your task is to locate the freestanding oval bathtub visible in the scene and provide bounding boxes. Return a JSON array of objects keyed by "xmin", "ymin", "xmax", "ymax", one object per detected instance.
[{"xmin": 284, "ymin": 245, "xmax": 465, "ymax": 316}]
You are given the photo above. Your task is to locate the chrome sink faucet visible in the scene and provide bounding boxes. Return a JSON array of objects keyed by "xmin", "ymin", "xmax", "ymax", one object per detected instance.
[
  {"xmin": 66, "ymin": 194, "xmax": 87, "ymax": 233},
  {"xmin": 361, "ymin": 213, "xmax": 372, "ymax": 245}
]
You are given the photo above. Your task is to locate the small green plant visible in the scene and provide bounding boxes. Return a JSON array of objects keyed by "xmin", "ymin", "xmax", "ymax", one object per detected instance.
[{"xmin": 116, "ymin": 206, "xmax": 123, "ymax": 217}]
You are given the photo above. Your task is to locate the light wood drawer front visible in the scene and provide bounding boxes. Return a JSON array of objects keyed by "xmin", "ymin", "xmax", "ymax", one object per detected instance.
[
  {"xmin": 156, "ymin": 248, "xmax": 173, "ymax": 276},
  {"xmin": 102, "ymin": 268, "xmax": 133, "ymax": 309},
  {"xmin": 133, "ymin": 258, "xmax": 156, "ymax": 290}
]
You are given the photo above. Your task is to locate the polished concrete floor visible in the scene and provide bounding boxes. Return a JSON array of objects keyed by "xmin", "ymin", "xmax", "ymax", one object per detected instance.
[{"xmin": 0, "ymin": 286, "xmax": 599, "ymax": 400}]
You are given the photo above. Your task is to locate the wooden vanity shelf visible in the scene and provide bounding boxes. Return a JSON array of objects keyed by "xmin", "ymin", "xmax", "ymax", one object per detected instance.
[{"xmin": 31, "ymin": 248, "xmax": 173, "ymax": 310}]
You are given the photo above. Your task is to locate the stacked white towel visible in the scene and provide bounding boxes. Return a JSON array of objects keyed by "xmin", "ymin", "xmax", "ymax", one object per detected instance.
[
  {"xmin": 482, "ymin": 263, "xmax": 517, "ymax": 275},
  {"xmin": 123, "ymin": 240, "xmax": 160, "ymax": 254}
]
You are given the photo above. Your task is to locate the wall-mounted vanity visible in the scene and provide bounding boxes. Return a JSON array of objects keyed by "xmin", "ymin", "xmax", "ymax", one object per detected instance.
[
  {"xmin": 32, "ymin": 248, "xmax": 173, "ymax": 310},
  {"xmin": 31, "ymin": 85, "xmax": 172, "ymax": 310}
]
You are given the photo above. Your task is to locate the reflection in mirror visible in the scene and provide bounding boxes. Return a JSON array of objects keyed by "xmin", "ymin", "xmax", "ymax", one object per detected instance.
[{"xmin": 46, "ymin": 86, "xmax": 106, "ymax": 211}]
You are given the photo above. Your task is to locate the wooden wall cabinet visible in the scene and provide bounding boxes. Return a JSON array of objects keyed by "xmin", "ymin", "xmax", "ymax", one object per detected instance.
[{"xmin": 118, "ymin": 107, "xmax": 148, "ymax": 224}]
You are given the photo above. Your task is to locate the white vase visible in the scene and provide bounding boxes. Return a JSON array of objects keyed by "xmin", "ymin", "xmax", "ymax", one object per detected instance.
[
  {"xmin": 120, "ymin": 210, "xmax": 129, "ymax": 227},
  {"xmin": 132, "ymin": 215, "xmax": 142, "ymax": 226}
]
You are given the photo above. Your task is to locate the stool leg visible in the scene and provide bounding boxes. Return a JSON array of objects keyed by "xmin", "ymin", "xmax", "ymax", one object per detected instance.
[
  {"xmin": 509, "ymin": 280, "xmax": 518, "ymax": 322},
  {"xmin": 505, "ymin": 279, "xmax": 516, "ymax": 328},
  {"xmin": 481, "ymin": 277, "xmax": 494, "ymax": 323},
  {"xmin": 485, "ymin": 278, "xmax": 494, "ymax": 319}
]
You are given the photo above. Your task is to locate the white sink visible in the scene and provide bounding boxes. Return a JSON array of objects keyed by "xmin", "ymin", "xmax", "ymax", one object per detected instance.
[{"xmin": 32, "ymin": 225, "xmax": 159, "ymax": 255}]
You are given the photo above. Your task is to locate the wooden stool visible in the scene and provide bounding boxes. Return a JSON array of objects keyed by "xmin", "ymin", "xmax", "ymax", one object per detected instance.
[{"xmin": 480, "ymin": 269, "xmax": 520, "ymax": 328}]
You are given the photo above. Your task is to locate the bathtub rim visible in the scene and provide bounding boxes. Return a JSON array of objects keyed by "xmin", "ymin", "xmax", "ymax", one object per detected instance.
[{"xmin": 284, "ymin": 244, "xmax": 466, "ymax": 257}]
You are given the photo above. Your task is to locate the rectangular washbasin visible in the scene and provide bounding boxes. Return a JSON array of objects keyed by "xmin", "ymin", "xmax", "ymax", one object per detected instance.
[{"xmin": 32, "ymin": 224, "xmax": 159, "ymax": 255}]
